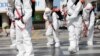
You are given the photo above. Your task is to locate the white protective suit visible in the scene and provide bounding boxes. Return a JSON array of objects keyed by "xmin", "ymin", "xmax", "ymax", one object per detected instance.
[
  {"xmin": 7, "ymin": 0, "xmax": 34, "ymax": 56},
  {"xmin": 67, "ymin": 0, "xmax": 83, "ymax": 53},
  {"xmin": 83, "ymin": 2, "xmax": 95, "ymax": 46},
  {"xmin": 43, "ymin": 7, "xmax": 60, "ymax": 47},
  {"xmin": 7, "ymin": 0, "xmax": 16, "ymax": 48}
]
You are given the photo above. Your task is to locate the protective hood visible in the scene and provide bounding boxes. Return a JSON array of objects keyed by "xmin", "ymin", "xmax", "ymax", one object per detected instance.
[{"xmin": 45, "ymin": 7, "xmax": 52, "ymax": 12}]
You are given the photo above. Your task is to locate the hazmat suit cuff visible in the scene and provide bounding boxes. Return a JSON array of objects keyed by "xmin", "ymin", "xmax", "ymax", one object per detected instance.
[
  {"xmin": 23, "ymin": 17, "xmax": 30, "ymax": 23},
  {"xmin": 9, "ymin": 16, "xmax": 15, "ymax": 21},
  {"xmin": 23, "ymin": 18, "xmax": 27, "ymax": 23},
  {"xmin": 68, "ymin": 14, "xmax": 77, "ymax": 21}
]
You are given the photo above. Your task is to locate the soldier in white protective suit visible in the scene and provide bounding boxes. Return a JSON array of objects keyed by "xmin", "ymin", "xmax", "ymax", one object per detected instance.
[
  {"xmin": 83, "ymin": 1, "xmax": 96, "ymax": 46},
  {"xmin": 43, "ymin": 7, "xmax": 60, "ymax": 47},
  {"xmin": 67, "ymin": 0, "xmax": 84, "ymax": 54},
  {"xmin": 7, "ymin": 0, "xmax": 16, "ymax": 49},
  {"xmin": 7, "ymin": 0, "xmax": 34, "ymax": 56}
]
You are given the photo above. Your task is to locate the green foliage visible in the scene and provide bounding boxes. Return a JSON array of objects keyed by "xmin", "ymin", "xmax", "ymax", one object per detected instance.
[{"xmin": 32, "ymin": 11, "xmax": 44, "ymax": 21}]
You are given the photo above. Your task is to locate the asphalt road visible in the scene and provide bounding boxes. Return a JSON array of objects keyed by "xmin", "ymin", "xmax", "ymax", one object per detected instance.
[{"xmin": 0, "ymin": 29, "xmax": 100, "ymax": 56}]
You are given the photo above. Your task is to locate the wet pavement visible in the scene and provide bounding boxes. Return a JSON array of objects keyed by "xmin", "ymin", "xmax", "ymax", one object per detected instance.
[{"xmin": 0, "ymin": 29, "xmax": 100, "ymax": 56}]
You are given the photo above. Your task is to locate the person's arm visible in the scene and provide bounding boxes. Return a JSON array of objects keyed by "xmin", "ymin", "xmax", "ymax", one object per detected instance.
[
  {"xmin": 68, "ymin": 1, "xmax": 83, "ymax": 20},
  {"xmin": 88, "ymin": 11, "xmax": 95, "ymax": 30},
  {"xmin": 7, "ymin": 0, "xmax": 15, "ymax": 21},
  {"xmin": 67, "ymin": 0, "xmax": 75, "ymax": 16},
  {"xmin": 43, "ymin": 12, "xmax": 48, "ymax": 21},
  {"xmin": 22, "ymin": 0, "xmax": 32, "ymax": 23}
]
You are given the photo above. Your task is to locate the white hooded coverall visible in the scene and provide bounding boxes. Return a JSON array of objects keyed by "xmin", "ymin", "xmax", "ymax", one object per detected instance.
[
  {"xmin": 7, "ymin": 0, "xmax": 34, "ymax": 56},
  {"xmin": 43, "ymin": 7, "xmax": 60, "ymax": 47},
  {"xmin": 83, "ymin": 2, "xmax": 95, "ymax": 46},
  {"xmin": 67, "ymin": 0, "xmax": 83, "ymax": 53},
  {"xmin": 7, "ymin": 0, "xmax": 16, "ymax": 48}
]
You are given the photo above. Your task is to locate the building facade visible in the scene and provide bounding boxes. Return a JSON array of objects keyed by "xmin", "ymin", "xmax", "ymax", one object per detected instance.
[{"xmin": 0, "ymin": 0, "xmax": 9, "ymax": 29}]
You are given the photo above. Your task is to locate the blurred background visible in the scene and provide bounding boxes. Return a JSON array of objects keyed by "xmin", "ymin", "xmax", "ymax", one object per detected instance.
[
  {"xmin": 0, "ymin": 1, "xmax": 100, "ymax": 56},
  {"xmin": 0, "ymin": 0, "xmax": 100, "ymax": 35}
]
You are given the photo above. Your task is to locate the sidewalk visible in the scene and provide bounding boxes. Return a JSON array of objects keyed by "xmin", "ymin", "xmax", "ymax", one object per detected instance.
[{"xmin": 32, "ymin": 29, "xmax": 69, "ymax": 40}]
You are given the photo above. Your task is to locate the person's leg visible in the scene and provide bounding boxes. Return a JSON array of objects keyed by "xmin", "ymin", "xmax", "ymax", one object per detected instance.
[
  {"xmin": 53, "ymin": 30, "xmax": 60, "ymax": 47},
  {"xmin": 68, "ymin": 25, "xmax": 77, "ymax": 53},
  {"xmin": 74, "ymin": 27, "xmax": 82, "ymax": 52},
  {"xmin": 46, "ymin": 26, "xmax": 54, "ymax": 47},
  {"xmin": 87, "ymin": 27, "xmax": 94, "ymax": 46},
  {"xmin": 46, "ymin": 35, "xmax": 54, "ymax": 47},
  {"xmin": 22, "ymin": 29, "xmax": 34, "ymax": 56},
  {"xmin": 10, "ymin": 22, "xmax": 16, "ymax": 49},
  {"xmin": 15, "ymin": 23, "xmax": 25, "ymax": 56}
]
